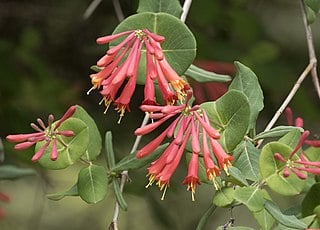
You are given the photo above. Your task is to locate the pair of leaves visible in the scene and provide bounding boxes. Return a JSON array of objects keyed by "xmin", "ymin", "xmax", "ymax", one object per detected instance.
[
  {"xmin": 47, "ymin": 164, "xmax": 108, "ymax": 204},
  {"xmin": 36, "ymin": 105, "xmax": 102, "ymax": 170}
]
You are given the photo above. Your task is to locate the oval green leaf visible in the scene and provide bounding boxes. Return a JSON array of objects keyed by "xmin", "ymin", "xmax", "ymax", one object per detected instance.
[
  {"xmin": 234, "ymin": 187, "xmax": 266, "ymax": 212},
  {"xmin": 77, "ymin": 164, "xmax": 108, "ymax": 204},
  {"xmin": 111, "ymin": 12, "xmax": 197, "ymax": 84},
  {"xmin": 212, "ymin": 187, "xmax": 235, "ymax": 207},
  {"xmin": 302, "ymin": 182, "xmax": 320, "ymax": 217},
  {"xmin": 186, "ymin": 64, "xmax": 232, "ymax": 83},
  {"xmin": 259, "ymin": 142, "xmax": 306, "ymax": 196},
  {"xmin": 37, "ymin": 117, "xmax": 89, "ymax": 170},
  {"xmin": 265, "ymin": 200, "xmax": 307, "ymax": 229},
  {"xmin": 111, "ymin": 143, "xmax": 168, "ymax": 172},
  {"xmin": 73, "ymin": 105, "xmax": 102, "ymax": 161},
  {"xmin": 201, "ymin": 90, "xmax": 250, "ymax": 152},
  {"xmin": 137, "ymin": 0, "xmax": 182, "ymax": 18},
  {"xmin": 253, "ymin": 126, "xmax": 303, "ymax": 141},
  {"xmin": 233, "ymin": 140, "xmax": 260, "ymax": 181},
  {"xmin": 47, "ymin": 184, "xmax": 78, "ymax": 201},
  {"xmin": 229, "ymin": 62, "xmax": 264, "ymax": 131}
]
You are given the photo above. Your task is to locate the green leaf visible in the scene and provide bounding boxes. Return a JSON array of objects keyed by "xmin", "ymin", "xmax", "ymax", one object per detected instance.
[
  {"xmin": 47, "ymin": 184, "xmax": 78, "ymax": 201},
  {"xmin": 229, "ymin": 62, "xmax": 264, "ymax": 131},
  {"xmin": 264, "ymin": 200, "xmax": 307, "ymax": 229},
  {"xmin": 137, "ymin": 0, "xmax": 182, "ymax": 18},
  {"xmin": 104, "ymin": 131, "xmax": 116, "ymax": 168},
  {"xmin": 302, "ymin": 182, "xmax": 320, "ymax": 217},
  {"xmin": 77, "ymin": 164, "xmax": 108, "ymax": 204},
  {"xmin": 253, "ymin": 208, "xmax": 275, "ymax": 230},
  {"xmin": 253, "ymin": 126, "xmax": 303, "ymax": 141},
  {"xmin": 306, "ymin": 6, "xmax": 317, "ymax": 24},
  {"xmin": 259, "ymin": 142, "xmax": 306, "ymax": 196},
  {"xmin": 233, "ymin": 140, "xmax": 260, "ymax": 181},
  {"xmin": 304, "ymin": 146, "xmax": 320, "ymax": 162},
  {"xmin": 112, "ymin": 179, "xmax": 128, "ymax": 211},
  {"xmin": 37, "ymin": 117, "xmax": 89, "ymax": 170},
  {"xmin": 185, "ymin": 64, "xmax": 232, "ymax": 83},
  {"xmin": 201, "ymin": 90, "xmax": 250, "ymax": 152},
  {"xmin": 196, "ymin": 204, "xmax": 217, "ymax": 230},
  {"xmin": 227, "ymin": 166, "xmax": 249, "ymax": 186},
  {"xmin": 305, "ymin": 0, "xmax": 320, "ymax": 13},
  {"xmin": 73, "ymin": 105, "xmax": 102, "ymax": 161},
  {"xmin": 234, "ymin": 187, "xmax": 266, "ymax": 212},
  {"xmin": 0, "ymin": 165, "xmax": 36, "ymax": 180},
  {"xmin": 212, "ymin": 187, "xmax": 235, "ymax": 207},
  {"xmin": 111, "ymin": 12, "xmax": 196, "ymax": 85},
  {"xmin": 110, "ymin": 143, "xmax": 169, "ymax": 172},
  {"xmin": 278, "ymin": 129, "xmax": 301, "ymax": 149}
]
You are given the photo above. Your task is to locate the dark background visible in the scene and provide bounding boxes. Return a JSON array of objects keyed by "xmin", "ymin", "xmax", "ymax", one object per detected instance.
[{"xmin": 0, "ymin": 0, "xmax": 319, "ymax": 229}]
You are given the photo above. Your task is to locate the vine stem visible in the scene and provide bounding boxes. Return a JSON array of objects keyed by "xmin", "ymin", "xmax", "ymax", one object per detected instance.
[
  {"xmin": 257, "ymin": 62, "xmax": 314, "ymax": 148},
  {"xmin": 299, "ymin": 0, "xmax": 320, "ymax": 99},
  {"xmin": 181, "ymin": 0, "xmax": 193, "ymax": 22},
  {"xmin": 109, "ymin": 113, "xmax": 150, "ymax": 230},
  {"xmin": 257, "ymin": 1, "xmax": 320, "ymax": 147}
]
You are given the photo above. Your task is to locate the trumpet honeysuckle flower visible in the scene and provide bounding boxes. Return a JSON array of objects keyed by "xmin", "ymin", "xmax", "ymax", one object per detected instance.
[
  {"xmin": 274, "ymin": 130, "xmax": 320, "ymax": 179},
  {"xmin": 6, "ymin": 106, "xmax": 76, "ymax": 162},
  {"xmin": 135, "ymin": 94, "xmax": 233, "ymax": 199},
  {"xmin": 88, "ymin": 29, "xmax": 190, "ymax": 122}
]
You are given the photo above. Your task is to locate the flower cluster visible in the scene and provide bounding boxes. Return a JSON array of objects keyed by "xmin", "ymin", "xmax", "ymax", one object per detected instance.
[
  {"xmin": 274, "ymin": 108, "xmax": 320, "ymax": 179},
  {"xmin": 6, "ymin": 106, "xmax": 76, "ymax": 162},
  {"xmin": 135, "ymin": 94, "xmax": 233, "ymax": 200},
  {"xmin": 88, "ymin": 29, "xmax": 190, "ymax": 123},
  {"xmin": 274, "ymin": 130, "xmax": 320, "ymax": 179}
]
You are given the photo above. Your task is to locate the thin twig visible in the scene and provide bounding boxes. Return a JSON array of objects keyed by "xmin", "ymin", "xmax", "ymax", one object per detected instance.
[
  {"xmin": 257, "ymin": 63, "xmax": 314, "ymax": 148},
  {"xmin": 299, "ymin": 0, "xmax": 320, "ymax": 99},
  {"xmin": 180, "ymin": 0, "xmax": 193, "ymax": 22},
  {"xmin": 83, "ymin": 0, "xmax": 103, "ymax": 20},
  {"xmin": 109, "ymin": 113, "xmax": 150, "ymax": 230},
  {"xmin": 112, "ymin": 0, "xmax": 124, "ymax": 22}
]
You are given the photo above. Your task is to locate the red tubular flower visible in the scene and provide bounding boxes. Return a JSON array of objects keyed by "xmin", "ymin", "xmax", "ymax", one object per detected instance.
[
  {"xmin": 182, "ymin": 152, "xmax": 200, "ymax": 201},
  {"xmin": 135, "ymin": 94, "xmax": 233, "ymax": 199},
  {"xmin": 89, "ymin": 29, "xmax": 191, "ymax": 122},
  {"xmin": 6, "ymin": 106, "xmax": 76, "ymax": 162}
]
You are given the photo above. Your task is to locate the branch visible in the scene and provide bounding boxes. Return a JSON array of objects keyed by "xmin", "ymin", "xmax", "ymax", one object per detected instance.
[
  {"xmin": 257, "ymin": 63, "xmax": 314, "ymax": 148},
  {"xmin": 180, "ymin": 0, "xmax": 193, "ymax": 22},
  {"xmin": 109, "ymin": 113, "xmax": 150, "ymax": 230},
  {"xmin": 112, "ymin": 0, "xmax": 124, "ymax": 22},
  {"xmin": 299, "ymin": 0, "xmax": 320, "ymax": 99},
  {"xmin": 83, "ymin": 0, "xmax": 103, "ymax": 20}
]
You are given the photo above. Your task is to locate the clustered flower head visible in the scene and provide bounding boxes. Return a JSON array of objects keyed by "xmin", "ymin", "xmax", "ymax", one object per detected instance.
[
  {"xmin": 6, "ymin": 106, "xmax": 76, "ymax": 162},
  {"xmin": 134, "ymin": 93, "xmax": 233, "ymax": 201},
  {"xmin": 274, "ymin": 107, "xmax": 320, "ymax": 179},
  {"xmin": 88, "ymin": 29, "xmax": 190, "ymax": 123},
  {"xmin": 274, "ymin": 130, "xmax": 320, "ymax": 179}
]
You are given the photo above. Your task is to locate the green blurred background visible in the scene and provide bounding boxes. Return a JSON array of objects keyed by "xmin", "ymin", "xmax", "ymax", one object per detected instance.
[{"xmin": 1, "ymin": 0, "xmax": 320, "ymax": 229}]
